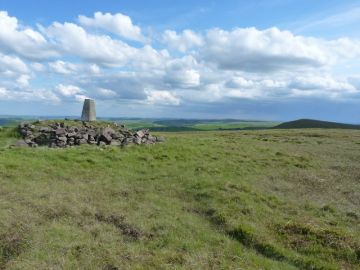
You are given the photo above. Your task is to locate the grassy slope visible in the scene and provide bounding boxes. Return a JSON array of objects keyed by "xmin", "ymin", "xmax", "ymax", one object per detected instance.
[{"xmin": 0, "ymin": 128, "xmax": 359, "ymax": 269}]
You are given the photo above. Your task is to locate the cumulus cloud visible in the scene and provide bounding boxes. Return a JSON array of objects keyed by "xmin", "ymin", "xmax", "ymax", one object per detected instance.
[
  {"xmin": 56, "ymin": 84, "xmax": 84, "ymax": 97},
  {"xmin": 0, "ymin": 53, "xmax": 29, "ymax": 75},
  {"xmin": 49, "ymin": 60, "xmax": 78, "ymax": 74},
  {"xmin": 89, "ymin": 64, "xmax": 100, "ymax": 74},
  {"xmin": 43, "ymin": 22, "xmax": 137, "ymax": 67},
  {"xmin": 164, "ymin": 56, "xmax": 201, "ymax": 88},
  {"xmin": 162, "ymin": 29, "xmax": 203, "ymax": 52},
  {"xmin": 0, "ymin": 11, "xmax": 57, "ymax": 60},
  {"xmin": 79, "ymin": 12, "xmax": 145, "ymax": 42},
  {"xmin": 0, "ymin": 86, "xmax": 60, "ymax": 102},
  {"xmin": 31, "ymin": 62, "xmax": 45, "ymax": 72},
  {"xmin": 145, "ymin": 90, "xmax": 180, "ymax": 105},
  {"xmin": 97, "ymin": 88, "xmax": 117, "ymax": 97},
  {"xmin": 16, "ymin": 74, "xmax": 31, "ymax": 87},
  {"xmin": 202, "ymin": 27, "xmax": 360, "ymax": 72}
]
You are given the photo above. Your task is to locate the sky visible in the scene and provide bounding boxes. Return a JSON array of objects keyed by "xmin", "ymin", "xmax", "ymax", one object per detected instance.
[{"xmin": 1, "ymin": 0, "xmax": 360, "ymax": 122}]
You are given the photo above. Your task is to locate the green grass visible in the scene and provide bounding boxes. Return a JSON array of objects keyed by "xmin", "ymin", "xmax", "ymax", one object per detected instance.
[{"xmin": 0, "ymin": 127, "xmax": 359, "ymax": 269}]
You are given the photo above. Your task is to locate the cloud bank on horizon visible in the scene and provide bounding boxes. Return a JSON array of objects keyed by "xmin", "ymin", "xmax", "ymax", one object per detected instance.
[{"xmin": 0, "ymin": 4, "xmax": 360, "ymax": 121}]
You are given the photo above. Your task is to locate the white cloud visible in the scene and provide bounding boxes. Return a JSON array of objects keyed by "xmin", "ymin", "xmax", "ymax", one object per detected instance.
[
  {"xmin": 225, "ymin": 77, "xmax": 254, "ymax": 89},
  {"xmin": 43, "ymin": 22, "xmax": 137, "ymax": 67},
  {"xmin": 56, "ymin": 84, "xmax": 83, "ymax": 96},
  {"xmin": 89, "ymin": 64, "xmax": 100, "ymax": 74},
  {"xmin": 202, "ymin": 27, "xmax": 360, "ymax": 72},
  {"xmin": 0, "ymin": 87, "xmax": 7, "ymax": 98},
  {"xmin": 97, "ymin": 88, "xmax": 117, "ymax": 97},
  {"xmin": 31, "ymin": 62, "xmax": 45, "ymax": 72},
  {"xmin": 145, "ymin": 90, "xmax": 180, "ymax": 105},
  {"xmin": 289, "ymin": 75, "xmax": 357, "ymax": 95},
  {"xmin": 79, "ymin": 11, "xmax": 145, "ymax": 42},
  {"xmin": 16, "ymin": 74, "xmax": 31, "ymax": 87},
  {"xmin": 0, "ymin": 86, "xmax": 60, "ymax": 102},
  {"xmin": 0, "ymin": 11, "xmax": 57, "ymax": 60},
  {"xmin": 162, "ymin": 29, "xmax": 203, "ymax": 52},
  {"xmin": 0, "ymin": 53, "xmax": 29, "ymax": 74},
  {"xmin": 49, "ymin": 60, "xmax": 78, "ymax": 74},
  {"xmin": 164, "ymin": 56, "xmax": 201, "ymax": 88}
]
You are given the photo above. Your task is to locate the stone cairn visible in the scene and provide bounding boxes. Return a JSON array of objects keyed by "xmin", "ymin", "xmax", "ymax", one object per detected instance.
[{"xmin": 15, "ymin": 121, "xmax": 164, "ymax": 148}]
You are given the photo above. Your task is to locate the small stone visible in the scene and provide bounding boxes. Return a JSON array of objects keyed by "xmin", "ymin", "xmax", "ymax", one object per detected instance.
[
  {"xmin": 25, "ymin": 139, "xmax": 33, "ymax": 144},
  {"xmin": 156, "ymin": 136, "xmax": 165, "ymax": 142},
  {"xmin": 98, "ymin": 141, "xmax": 106, "ymax": 147},
  {"xmin": 147, "ymin": 135, "xmax": 157, "ymax": 143},
  {"xmin": 110, "ymin": 140, "xmax": 121, "ymax": 146},
  {"xmin": 14, "ymin": 140, "xmax": 29, "ymax": 148},
  {"xmin": 122, "ymin": 137, "xmax": 134, "ymax": 145}
]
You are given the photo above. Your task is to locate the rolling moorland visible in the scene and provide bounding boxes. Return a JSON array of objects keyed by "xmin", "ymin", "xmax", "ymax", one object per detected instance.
[{"xmin": 0, "ymin": 118, "xmax": 359, "ymax": 269}]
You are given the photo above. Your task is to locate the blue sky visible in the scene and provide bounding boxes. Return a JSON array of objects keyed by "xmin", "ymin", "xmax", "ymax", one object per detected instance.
[{"xmin": 0, "ymin": 0, "xmax": 360, "ymax": 122}]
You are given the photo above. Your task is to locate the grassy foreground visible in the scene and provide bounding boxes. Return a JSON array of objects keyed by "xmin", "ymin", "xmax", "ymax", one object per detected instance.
[{"xmin": 0, "ymin": 127, "xmax": 359, "ymax": 269}]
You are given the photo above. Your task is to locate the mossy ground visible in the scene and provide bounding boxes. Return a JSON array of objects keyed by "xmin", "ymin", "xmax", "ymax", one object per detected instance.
[{"xmin": 0, "ymin": 127, "xmax": 359, "ymax": 269}]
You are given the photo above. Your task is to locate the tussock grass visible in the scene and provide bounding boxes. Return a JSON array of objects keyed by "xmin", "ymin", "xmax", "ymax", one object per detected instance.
[{"xmin": 0, "ymin": 128, "xmax": 359, "ymax": 269}]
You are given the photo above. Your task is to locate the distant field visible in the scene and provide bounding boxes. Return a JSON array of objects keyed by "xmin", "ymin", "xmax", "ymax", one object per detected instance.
[
  {"xmin": 0, "ymin": 126, "xmax": 359, "ymax": 269},
  {"xmin": 0, "ymin": 117, "xmax": 279, "ymax": 131},
  {"xmin": 116, "ymin": 119, "xmax": 280, "ymax": 131}
]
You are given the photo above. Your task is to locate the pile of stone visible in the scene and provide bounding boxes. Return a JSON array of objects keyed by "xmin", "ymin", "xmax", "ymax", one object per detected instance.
[{"xmin": 15, "ymin": 121, "xmax": 164, "ymax": 148}]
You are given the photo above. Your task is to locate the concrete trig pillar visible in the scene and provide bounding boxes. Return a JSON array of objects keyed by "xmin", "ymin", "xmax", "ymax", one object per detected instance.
[{"xmin": 81, "ymin": 99, "xmax": 96, "ymax": 121}]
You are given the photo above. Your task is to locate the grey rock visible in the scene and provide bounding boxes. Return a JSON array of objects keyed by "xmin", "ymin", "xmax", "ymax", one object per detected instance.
[
  {"xmin": 87, "ymin": 129, "xmax": 97, "ymax": 137},
  {"xmin": 16, "ymin": 121, "xmax": 163, "ymax": 148},
  {"xmin": 111, "ymin": 132, "xmax": 124, "ymax": 140},
  {"xmin": 66, "ymin": 132, "xmax": 77, "ymax": 138},
  {"xmin": 100, "ymin": 133, "xmax": 112, "ymax": 143},
  {"xmin": 57, "ymin": 141, "xmax": 67, "ymax": 147},
  {"xmin": 81, "ymin": 133, "xmax": 89, "ymax": 140},
  {"xmin": 55, "ymin": 128, "xmax": 66, "ymax": 136},
  {"xmin": 57, "ymin": 136, "xmax": 67, "ymax": 142},
  {"xmin": 39, "ymin": 127, "xmax": 51, "ymax": 133},
  {"xmin": 134, "ymin": 136, "xmax": 142, "ymax": 145},
  {"xmin": 136, "ymin": 130, "xmax": 145, "ymax": 138},
  {"xmin": 77, "ymin": 138, "xmax": 88, "ymax": 145}
]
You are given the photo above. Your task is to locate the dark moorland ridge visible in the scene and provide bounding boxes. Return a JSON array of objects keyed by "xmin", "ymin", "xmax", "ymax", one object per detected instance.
[{"xmin": 274, "ymin": 119, "xmax": 360, "ymax": 129}]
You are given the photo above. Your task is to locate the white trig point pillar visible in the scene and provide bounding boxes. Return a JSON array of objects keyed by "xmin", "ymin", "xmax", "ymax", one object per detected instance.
[{"xmin": 81, "ymin": 99, "xmax": 96, "ymax": 121}]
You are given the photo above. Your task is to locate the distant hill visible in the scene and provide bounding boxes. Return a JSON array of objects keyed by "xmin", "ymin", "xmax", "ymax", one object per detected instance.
[{"xmin": 274, "ymin": 119, "xmax": 360, "ymax": 129}]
